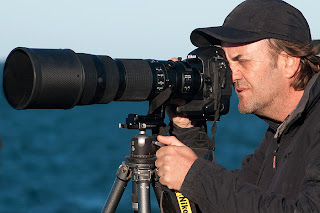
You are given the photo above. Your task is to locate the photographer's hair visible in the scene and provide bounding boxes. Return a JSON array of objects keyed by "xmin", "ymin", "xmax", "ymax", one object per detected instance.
[{"xmin": 268, "ymin": 39, "xmax": 320, "ymax": 91}]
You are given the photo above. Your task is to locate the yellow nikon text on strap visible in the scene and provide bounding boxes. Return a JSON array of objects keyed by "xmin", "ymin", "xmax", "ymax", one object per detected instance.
[{"xmin": 175, "ymin": 191, "xmax": 192, "ymax": 213}]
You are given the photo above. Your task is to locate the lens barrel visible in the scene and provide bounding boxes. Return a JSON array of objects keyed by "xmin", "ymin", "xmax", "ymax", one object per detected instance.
[
  {"xmin": 3, "ymin": 47, "xmax": 202, "ymax": 109},
  {"xmin": 3, "ymin": 48, "xmax": 84, "ymax": 109}
]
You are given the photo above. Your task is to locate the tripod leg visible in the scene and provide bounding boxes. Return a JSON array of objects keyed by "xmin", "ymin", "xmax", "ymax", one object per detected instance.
[
  {"xmin": 101, "ymin": 162, "xmax": 131, "ymax": 213},
  {"xmin": 132, "ymin": 168, "xmax": 152, "ymax": 213},
  {"xmin": 132, "ymin": 181, "xmax": 139, "ymax": 212},
  {"xmin": 137, "ymin": 181, "xmax": 151, "ymax": 213}
]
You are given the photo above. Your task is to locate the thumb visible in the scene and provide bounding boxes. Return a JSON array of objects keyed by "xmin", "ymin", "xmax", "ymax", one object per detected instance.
[{"xmin": 157, "ymin": 135, "xmax": 185, "ymax": 147}]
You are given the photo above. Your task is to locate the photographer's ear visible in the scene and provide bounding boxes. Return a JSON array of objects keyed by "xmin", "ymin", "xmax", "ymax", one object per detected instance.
[{"xmin": 279, "ymin": 52, "xmax": 301, "ymax": 79}]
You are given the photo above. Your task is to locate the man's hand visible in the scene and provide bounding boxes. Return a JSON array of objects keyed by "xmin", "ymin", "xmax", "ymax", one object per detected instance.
[
  {"xmin": 155, "ymin": 135, "xmax": 198, "ymax": 190},
  {"xmin": 166, "ymin": 99, "xmax": 194, "ymax": 128}
]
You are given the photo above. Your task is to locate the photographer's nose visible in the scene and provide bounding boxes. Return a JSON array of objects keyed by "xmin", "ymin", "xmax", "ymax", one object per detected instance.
[{"xmin": 230, "ymin": 66, "xmax": 243, "ymax": 83}]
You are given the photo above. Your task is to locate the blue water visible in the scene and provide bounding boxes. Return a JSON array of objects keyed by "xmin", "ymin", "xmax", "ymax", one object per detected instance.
[{"xmin": 0, "ymin": 63, "xmax": 268, "ymax": 212}]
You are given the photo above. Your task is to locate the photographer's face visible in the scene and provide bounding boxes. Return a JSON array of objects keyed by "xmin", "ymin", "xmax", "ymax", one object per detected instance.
[{"xmin": 222, "ymin": 39, "xmax": 285, "ymax": 117}]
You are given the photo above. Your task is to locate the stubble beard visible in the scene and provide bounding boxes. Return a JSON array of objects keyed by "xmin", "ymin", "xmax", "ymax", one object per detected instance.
[
  {"xmin": 236, "ymin": 78, "xmax": 278, "ymax": 116},
  {"xmin": 234, "ymin": 80, "xmax": 255, "ymax": 114},
  {"xmin": 238, "ymin": 94, "xmax": 258, "ymax": 114},
  {"xmin": 235, "ymin": 80, "xmax": 266, "ymax": 115}
]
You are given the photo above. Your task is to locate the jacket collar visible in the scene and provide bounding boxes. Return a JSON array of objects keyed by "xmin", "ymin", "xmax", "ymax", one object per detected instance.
[{"xmin": 261, "ymin": 72, "xmax": 320, "ymax": 138}]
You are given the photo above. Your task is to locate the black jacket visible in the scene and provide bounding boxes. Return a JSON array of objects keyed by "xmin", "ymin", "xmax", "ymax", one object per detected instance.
[{"xmin": 176, "ymin": 72, "xmax": 320, "ymax": 212}]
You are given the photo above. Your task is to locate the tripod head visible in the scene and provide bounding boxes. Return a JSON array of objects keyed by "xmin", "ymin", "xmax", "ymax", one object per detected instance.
[
  {"xmin": 104, "ymin": 111, "xmax": 192, "ymax": 212},
  {"xmin": 119, "ymin": 113, "xmax": 166, "ymax": 132},
  {"xmin": 119, "ymin": 113, "xmax": 166, "ymax": 159}
]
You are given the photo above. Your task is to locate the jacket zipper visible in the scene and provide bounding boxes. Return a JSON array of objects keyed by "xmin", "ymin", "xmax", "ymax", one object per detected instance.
[{"xmin": 273, "ymin": 138, "xmax": 280, "ymax": 171}]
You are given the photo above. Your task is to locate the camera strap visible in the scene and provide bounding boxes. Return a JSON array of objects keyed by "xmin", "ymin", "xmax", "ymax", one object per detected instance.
[
  {"xmin": 174, "ymin": 191, "xmax": 194, "ymax": 213},
  {"xmin": 148, "ymin": 88, "xmax": 173, "ymax": 115}
]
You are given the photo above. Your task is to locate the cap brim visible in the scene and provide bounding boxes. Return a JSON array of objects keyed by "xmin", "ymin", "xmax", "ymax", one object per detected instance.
[{"xmin": 190, "ymin": 26, "xmax": 266, "ymax": 47}]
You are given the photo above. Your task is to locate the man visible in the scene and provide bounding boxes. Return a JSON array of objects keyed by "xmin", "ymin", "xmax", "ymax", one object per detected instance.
[{"xmin": 155, "ymin": 0, "xmax": 320, "ymax": 212}]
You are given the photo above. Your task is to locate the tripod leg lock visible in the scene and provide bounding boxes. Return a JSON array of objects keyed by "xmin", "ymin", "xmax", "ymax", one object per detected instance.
[{"xmin": 116, "ymin": 162, "xmax": 132, "ymax": 181}]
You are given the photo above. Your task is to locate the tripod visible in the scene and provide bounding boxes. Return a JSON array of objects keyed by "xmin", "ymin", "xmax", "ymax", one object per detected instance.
[{"xmin": 101, "ymin": 114, "xmax": 177, "ymax": 213}]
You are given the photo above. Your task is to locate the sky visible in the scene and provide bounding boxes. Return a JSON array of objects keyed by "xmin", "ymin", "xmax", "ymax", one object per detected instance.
[{"xmin": 0, "ymin": 0, "xmax": 319, "ymax": 62}]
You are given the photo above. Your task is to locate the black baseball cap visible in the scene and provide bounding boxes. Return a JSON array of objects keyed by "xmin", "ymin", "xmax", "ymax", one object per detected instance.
[{"xmin": 190, "ymin": 0, "xmax": 311, "ymax": 47}]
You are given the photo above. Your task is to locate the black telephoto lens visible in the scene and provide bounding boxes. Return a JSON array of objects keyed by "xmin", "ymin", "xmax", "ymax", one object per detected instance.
[
  {"xmin": 3, "ymin": 48, "xmax": 83, "ymax": 109},
  {"xmin": 3, "ymin": 47, "xmax": 202, "ymax": 109}
]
